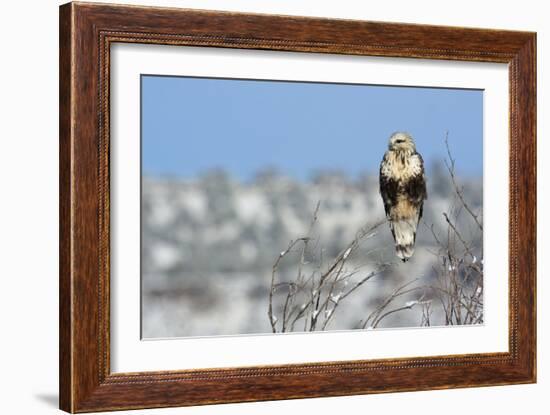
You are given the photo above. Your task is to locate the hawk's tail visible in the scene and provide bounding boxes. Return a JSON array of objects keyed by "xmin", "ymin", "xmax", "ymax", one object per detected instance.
[{"xmin": 391, "ymin": 218, "xmax": 418, "ymax": 262}]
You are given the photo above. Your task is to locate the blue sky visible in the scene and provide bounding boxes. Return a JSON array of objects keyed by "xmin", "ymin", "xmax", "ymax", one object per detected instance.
[{"xmin": 141, "ymin": 75, "xmax": 483, "ymax": 181}]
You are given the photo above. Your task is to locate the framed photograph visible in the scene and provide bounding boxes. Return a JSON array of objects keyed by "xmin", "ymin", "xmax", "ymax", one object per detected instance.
[{"xmin": 59, "ymin": 2, "xmax": 536, "ymax": 412}]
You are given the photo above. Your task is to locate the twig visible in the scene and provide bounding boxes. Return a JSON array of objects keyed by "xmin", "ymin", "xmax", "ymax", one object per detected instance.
[
  {"xmin": 269, "ymin": 202, "xmax": 392, "ymax": 332},
  {"xmin": 444, "ymin": 132, "xmax": 483, "ymax": 231}
]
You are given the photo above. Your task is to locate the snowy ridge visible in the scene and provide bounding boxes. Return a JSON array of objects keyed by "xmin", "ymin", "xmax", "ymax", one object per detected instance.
[{"xmin": 142, "ymin": 169, "xmax": 482, "ymax": 337}]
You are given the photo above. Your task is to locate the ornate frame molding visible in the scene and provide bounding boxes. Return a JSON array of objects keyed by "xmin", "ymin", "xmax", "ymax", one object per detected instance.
[{"xmin": 60, "ymin": 2, "xmax": 536, "ymax": 412}]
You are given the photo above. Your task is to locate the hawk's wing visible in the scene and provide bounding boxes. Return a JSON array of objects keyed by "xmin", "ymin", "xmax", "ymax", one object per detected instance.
[
  {"xmin": 379, "ymin": 152, "xmax": 398, "ymax": 218},
  {"xmin": 404, "ymin": 152, "xmax": 428, "ymax": 219}
]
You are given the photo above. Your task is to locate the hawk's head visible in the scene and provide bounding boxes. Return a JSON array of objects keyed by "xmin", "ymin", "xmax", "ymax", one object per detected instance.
[{"xmin": 388, "ymin": 132, "xmax": 416, "ymax": 152}]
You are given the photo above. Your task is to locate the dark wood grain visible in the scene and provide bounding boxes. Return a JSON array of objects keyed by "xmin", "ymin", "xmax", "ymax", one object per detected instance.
[
  {"xmin": 59, "ymin": 3, "xmax": 73, "ymax": 411},
  {"xmin": 59, "ymin": 2, "xmax": 536, "ymax": 412}
]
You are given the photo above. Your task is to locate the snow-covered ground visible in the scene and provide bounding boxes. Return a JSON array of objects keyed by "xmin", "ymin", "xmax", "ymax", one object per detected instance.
[{"xmin": 142, "ymin": 169, "xmax": 482, "ymax": 338}]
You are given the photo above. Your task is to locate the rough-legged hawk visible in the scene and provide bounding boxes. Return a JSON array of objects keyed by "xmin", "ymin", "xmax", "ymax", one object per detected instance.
[{"xmin": 379, "ymin": 132, "xmax": 427, "ymax": 261}]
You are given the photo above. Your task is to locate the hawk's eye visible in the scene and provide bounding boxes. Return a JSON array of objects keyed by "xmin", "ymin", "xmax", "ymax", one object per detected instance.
[{"xmin": 395, "ymin": 139, "xmax": 404, "ymax": 144}]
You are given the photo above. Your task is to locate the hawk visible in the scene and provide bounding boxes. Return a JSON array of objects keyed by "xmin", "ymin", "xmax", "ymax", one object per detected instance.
[{"xmin": 379, "ymin": 132, "xmax": 427, "ymax": 262}]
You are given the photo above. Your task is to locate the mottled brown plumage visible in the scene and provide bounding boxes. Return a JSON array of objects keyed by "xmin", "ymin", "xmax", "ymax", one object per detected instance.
[{"xmin": 379, "ymin": 132, "xmax": 427, "ymax": 261}]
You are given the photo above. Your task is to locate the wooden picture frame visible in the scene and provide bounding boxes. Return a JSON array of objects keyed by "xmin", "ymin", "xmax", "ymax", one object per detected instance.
[{"xmin": 59, "ymin": 2, "xmax": 536, "ymax": 412}]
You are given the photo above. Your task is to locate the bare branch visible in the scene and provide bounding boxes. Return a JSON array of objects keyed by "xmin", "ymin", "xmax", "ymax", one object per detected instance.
[
  {"xmin": 269, "ymin": 202, "xmax": 394, "ymax": 333},
  {"xmin": 444, "ymin": 132, "xmax": 483, "ymax": 231}
]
